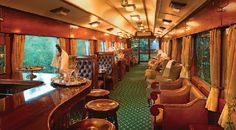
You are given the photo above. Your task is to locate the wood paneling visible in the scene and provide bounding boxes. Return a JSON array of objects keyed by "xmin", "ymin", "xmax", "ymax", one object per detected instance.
[
  {"xmin": 168, "ymin": 0, "xmax": 236, "ymax": 38},
  {"xmin": 1, "ymin": 6, "xmax": 119, "ymax": 41}
]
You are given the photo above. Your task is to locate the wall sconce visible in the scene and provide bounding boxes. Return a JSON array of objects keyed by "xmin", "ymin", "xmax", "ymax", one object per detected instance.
[{"xmin": 89, "ymin": 21, "xmax": 100, "ymax": 27}]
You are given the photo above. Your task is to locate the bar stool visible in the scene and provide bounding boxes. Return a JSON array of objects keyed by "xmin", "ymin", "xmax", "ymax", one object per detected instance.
[
  {"xmin": 85, "ymin": 99, "xmax": 119, "ymax": 129},
  {"xmin": 86, "ymin": 89, "xmax": 110, "ymax": 101},
  {"xmin": 70, "ymin": 118, "xmax": 116, "ymax": 130}
]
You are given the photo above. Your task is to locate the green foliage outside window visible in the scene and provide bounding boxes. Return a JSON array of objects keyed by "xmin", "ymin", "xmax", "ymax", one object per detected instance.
[
  {"xmin": 77, "ymin": 40, "xmax": 90, "ymax": 56},
  {"xmin": 195, "ymin": 32, "xmax": 211, "ymax": 84},
  {"xmin": 150, "ymin": 39, "xmax": 159, "ymax": 58},
  {"xmin": 99, "ymin": 41, "xmax": 105, "ymax": 52},
  {"xmin": 23, "ymin": 35, "xmax": 58, "ymax": 73}
]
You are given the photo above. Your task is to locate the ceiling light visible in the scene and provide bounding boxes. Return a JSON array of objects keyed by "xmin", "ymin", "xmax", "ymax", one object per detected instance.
[
  {"xmin": 139, "ymin": 26, "xmax": 144, "ymax": 30},
  {"xmin": 50, "ymin": 7, "xmax": 70, "ymax": 16},
  {"xmin": 169, "ymin": 1, "xmax": 186, "ymax": 12},
  {"xmin": 125, "ymin": 4, "xmax": 136, "ymax": 12},
  {"xmin": 160, "ymin": 26, "xmax": 166, "ymax": 30},
  {"xmin": 121, "ymin": 0, "xmax": 128, "ymax": 6},
  {"xmin": 117, "ymin": 32, "xmax": 122, "ymax": 35},
  {"xmin": 70, "ymin": 25, "xmax": 79, "ymax": 29},
  {"xmin": 130, "ymin": 15, "xmax": 140, "ymax": 21},
  {"xmin": 163, "ymin": 19, "xmax": 172, "ymax": 25},
  {"xmin": 107, "ymin": 28, "xmax": 114, "ymax": 32},
  {"xmin": 89, "ymin": 21, "xmax": 100, "ymax": 27}
]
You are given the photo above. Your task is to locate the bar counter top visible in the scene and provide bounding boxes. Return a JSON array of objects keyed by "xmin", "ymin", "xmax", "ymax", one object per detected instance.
[{"xmin": 0, "ymin": 73, "xmax": 91, "ymax": 130}]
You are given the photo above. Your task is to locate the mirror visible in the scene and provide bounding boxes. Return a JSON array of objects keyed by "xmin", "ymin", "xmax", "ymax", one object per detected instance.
[{"xmin": 0, "ymin": 44, "xmax": 6, "ymax": 74}]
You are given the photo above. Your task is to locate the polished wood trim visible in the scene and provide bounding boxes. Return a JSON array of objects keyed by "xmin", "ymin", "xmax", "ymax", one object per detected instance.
[
  {"xmin": 1, "ymin": 6, "xmax": 120, "ymax": 41},
  {"xmin": 191, "ymin": 76, "xmax": 210, "ymax": 96}
]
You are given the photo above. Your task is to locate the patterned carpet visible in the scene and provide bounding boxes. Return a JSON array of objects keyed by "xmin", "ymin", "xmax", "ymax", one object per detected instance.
[{"xmin": 109, "ymin": 64, "xmax": 152, "ymax": 130}]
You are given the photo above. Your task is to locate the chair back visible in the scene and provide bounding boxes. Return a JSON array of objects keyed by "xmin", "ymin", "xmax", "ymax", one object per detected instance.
[
  {"xmin": 75, "ymin": 55, "xmax": 98, "ymax": 88},
  {"xmin": 96, "ymin": 52, "xmax": 115, "ymax": 77}
]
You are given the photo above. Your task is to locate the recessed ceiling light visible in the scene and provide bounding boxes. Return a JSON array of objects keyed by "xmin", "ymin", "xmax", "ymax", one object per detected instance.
[
  {"xmin": 125, "ymin": 4, "xmax": 136, "ymax": 12},
  {"xmin": 117, "ymin": 32, "xmax": 122, "ymax": 35},
  {"xmin": 70, "ymin": 25, "xmax": 79, "ymax": 29},
  {"xmin": 169, "ymin": 1, "xmax": 186, "ymax": 13},
  {"xmin": 160, "ymin": 26, "xmax": 166, "ymax": 30},
  {"xmin": 163, "ymin": 19, "xmax": 172, "ymax": 25},
  {"xmin": 107, "ymin": 28, "xmax": 114, "ymax": 32},
  {"xmin": 89, "ymin": 21, "xmax": 100, "ymax": 27},
  {"xmin": 50, "ymin": 7, "xmax": 70, "ymax": 16},
  {"xmin": 130, "ymin": 15, "xmax": 140, "ymax": 21},
  {"xmin": 139, "ymin": 26, "xmax": 144, "ymax": 30}
]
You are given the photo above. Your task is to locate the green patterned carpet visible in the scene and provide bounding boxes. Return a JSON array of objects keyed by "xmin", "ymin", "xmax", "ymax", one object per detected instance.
[{"xmin": 110, "ymin": 64, "xmax": 152, "ymax": 130}]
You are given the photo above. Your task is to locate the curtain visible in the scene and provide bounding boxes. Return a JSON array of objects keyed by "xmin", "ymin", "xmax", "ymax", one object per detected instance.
[
  {"xmin": 124, "ymin": 43, "xmax": 127, "ymax": 49},
  {"xmin": 70, "ymin": 39, "xmax": 77, "ymax": 55},
  {"xmin": 58, "ymin": 38, "xmax": 67, "ymax": 52},
  {"xmin": 218, "ymin": 25, "xmax": 236, "ymax": 129},
  {"xmin": 180, "ymin": 36, "xmax": 192, "ymax": 79},
  {"xmin": 114, "ymin": 42, "xmax": 119, "ymax": 50},
  {"xmin": 162, "ymin": 40, "xmax": 171, "ymax": 57},
  {"xmin": 205, "ymin": 29, "xmax": 221, "ymax": 112},
  {"xmin": 12, "ymin": 34, "xmax": 25, "ymax": 79},
  {"xmin": 171, "ymin": 39, "xmax": 178, "ymax": 60},
  {"xmin": 90, "ymin": 40, "xmax": 95, "ymax": 55}
]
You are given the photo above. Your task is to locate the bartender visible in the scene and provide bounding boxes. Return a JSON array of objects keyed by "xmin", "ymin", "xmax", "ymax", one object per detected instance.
[{"xmin": 51, "ymin": 44, "xmax": 69, "ymax": 73}]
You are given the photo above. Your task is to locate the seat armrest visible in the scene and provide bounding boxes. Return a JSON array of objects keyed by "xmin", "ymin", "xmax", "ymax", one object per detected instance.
[
  {"xmin": 160, "ymin": 85, "xmax": 190, "ymax": 104},
  {"xmin": 145, "ymin": 69, "xmax": 158, "ymax": 79},
  {"xmin": 162, "ymin": 99, "xmax": 208, "ymax": 130},
  {"xmin": 159, "ymin": 78, "xmax": 183, "ymax": 90}
]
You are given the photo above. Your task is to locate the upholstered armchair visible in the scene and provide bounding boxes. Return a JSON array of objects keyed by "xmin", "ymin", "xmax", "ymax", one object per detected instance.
[
  {"xmin": 96, "ymin": 52, "xmax": 115, "ymax": 90},
  {"xmin": 75, "ymin": 55, "xmax": 103, "ymax": 89},
  {"xmin": 146, "ymin": 61, "xmax": 182, "ymax": 85},
  {"xmin": 150, "ymin": 81, "xmax": 208, "ymax": 130}
]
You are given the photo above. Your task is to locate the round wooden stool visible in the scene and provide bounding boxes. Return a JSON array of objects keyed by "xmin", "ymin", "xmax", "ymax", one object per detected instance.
[
  {"xmin": 85, "ymin": 99, "xmax": 119, "ymax": 129},
  {"xmin": 70, "ymin": 118, "xmax": 116, "ymax": 130},
  {"xmin": 86, "ymin": 89, "xmax": 110, "ymax": 101}
]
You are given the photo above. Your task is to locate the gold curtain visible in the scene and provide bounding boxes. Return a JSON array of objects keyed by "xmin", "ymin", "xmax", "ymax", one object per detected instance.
[
  {"xmin": 58, "ymin": 38, "xmax": 67, "ymax": 52},
  {"xmin": 124, "ymin": 43, "xmax": 127, "ymax": 49},
  {"xmin": 180, "ymin": 36, "xmax": 192, "ymax": 79},
  {"xmin": 218, "ymin": 25, "xmax": 236, "ymax": 128},
  {"xmin": 114, "ymin": 42, "xmax": 119, "ymax": 50},
  {"xmin": 171, "ymin": 39, "xmax": 178, "ymax": 60},
  {"xmin": 162, "ymin": 40, "xmax": 171, "ymax": 57},
  {"xmin": 90, "ymin": 40, "xmax": 95, "ymax": 55},
  {"xmin": 11, "ymin": 34, "xmax": 25, "ymax": 79},
  {"xmin": 70, "ymin": 39, "xmax": 77, "ymax": 55},
  {"xmin": 205, "ymin": 29, "xmax": 221, "ymax": 112}
]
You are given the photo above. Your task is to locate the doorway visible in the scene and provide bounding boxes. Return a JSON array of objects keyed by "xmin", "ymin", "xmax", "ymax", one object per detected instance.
[{"xmin": 131, "ymin": 38, "xmax": 159, "ymax": 62}]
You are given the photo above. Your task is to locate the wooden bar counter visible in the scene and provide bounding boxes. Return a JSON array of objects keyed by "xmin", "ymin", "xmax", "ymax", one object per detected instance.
[{"xmin": 0, "ymin": 73, "xmax": 91, "ymax": 130}]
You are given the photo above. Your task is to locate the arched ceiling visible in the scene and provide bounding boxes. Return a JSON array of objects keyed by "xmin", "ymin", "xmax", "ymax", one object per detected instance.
[{"xmin": 0, "ymin": 0, "xmax": 207, "ymax": 38}]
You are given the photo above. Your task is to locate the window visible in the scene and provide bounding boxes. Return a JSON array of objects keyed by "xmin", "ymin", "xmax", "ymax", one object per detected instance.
[
  {"xmin": 23, "ymin": 35, "xmax": 58, "ymax": 73},
  {"xmin": 100, "ymin": 41, "xmax": 106, "ymax": 52},
  {"xmin": 194, "ymin": 32, "xmax": 211, "ymax": 84},
  {"xmin": 150, "ymin": 39, "xmax": 159, "ymax": 58},
  {"xmin": 77, "ymin": 39, "xmax": 90, "ymax": 56},
  {"xmin": 111, "ymin": 42, "xmax": 115, "ymax": 47}
]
